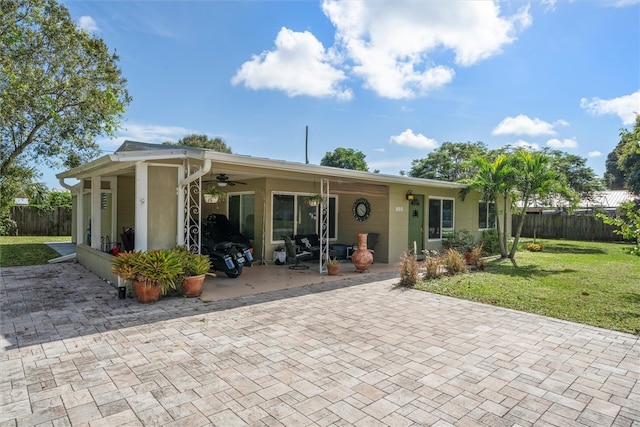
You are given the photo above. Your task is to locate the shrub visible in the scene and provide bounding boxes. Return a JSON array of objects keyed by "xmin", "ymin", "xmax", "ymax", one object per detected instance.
[
  {"xmin": 423, "ymin": 252, "xmax": 443, "ymax": 280},
  {"xmin": 468, "ymin": 243, "xmax": 486, "ymax": 270},
  {"xmin": 441, "ymin": 229, "xmax": 475, "ymax": 253},
  {"xmin": 523, "ymin": 242, "xmax": 543, "ymax": 252},
  {"xmin": 442, "ymin": 248, "xmax": 466, "ymax": 275},
  {"xmin": 398, "ymin": 250, "xmax": 420, "ymax": 287},
  {"xmin": 480, "ymin": 229, "xmax": 500, "ymax": 256}
]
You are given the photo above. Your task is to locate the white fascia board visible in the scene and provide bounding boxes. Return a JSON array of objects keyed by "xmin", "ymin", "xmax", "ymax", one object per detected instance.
[{"xmin": 203, "ymin": 151, "xmax": 467, "ymax": 190}]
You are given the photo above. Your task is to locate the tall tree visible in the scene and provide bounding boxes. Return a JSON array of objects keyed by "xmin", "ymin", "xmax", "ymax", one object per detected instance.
[
  {"xmin": 544, "ymin": 149, "xmax": 603, "ymax": 201},
  {"xmin": 0, "ymin": 0, "xmax": 131, "ymax": 232},
  {"xmin": 605, "ymin": 115, "xmax": 640, "ymax": 195},
  {"xmin": 509, "ymin": 151, "xmax": 565, "ymax": 259},
  {"xmin": 462, "ymin": 155, "xmax": 516, "ymax": 258},
  {"xmin": 163, "ymin": 134, "xmax": 232, "ymax": 153},
  {"xmin": 320, "ymin": 148, "xmax": 368, "ymax": 171},
  {"xmin": 409, "ymin": 142, "xmax": 488, "ymax": 182}
]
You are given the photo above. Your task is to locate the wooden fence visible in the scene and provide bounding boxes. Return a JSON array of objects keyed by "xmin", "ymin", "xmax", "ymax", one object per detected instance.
[
  {"xmin": 10, "ymin": 206, "xmax": 72, "ymax": 236},
  {"xmin": 514, "ymin": 214, "xmax": 624, "ymax": 241}
]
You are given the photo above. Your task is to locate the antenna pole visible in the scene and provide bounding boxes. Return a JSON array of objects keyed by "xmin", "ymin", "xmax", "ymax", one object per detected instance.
[{"xmin": 305, "ymin": 125, "xmax": 309, "ymax": 164}]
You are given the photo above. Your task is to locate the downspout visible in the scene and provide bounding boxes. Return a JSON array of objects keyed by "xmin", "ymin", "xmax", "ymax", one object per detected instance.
[{"xmin": 180, "ymin": 158, "xmax": 212, "ymax": 186}]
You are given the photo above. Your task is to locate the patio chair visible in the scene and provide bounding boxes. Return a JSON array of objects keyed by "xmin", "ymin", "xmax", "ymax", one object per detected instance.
[{"xmin": 284, "ymin": 236, "xmax": 311, "ymax": 270}]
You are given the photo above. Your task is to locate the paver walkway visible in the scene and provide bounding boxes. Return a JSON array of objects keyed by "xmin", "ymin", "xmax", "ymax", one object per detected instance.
[{"xmin": 1, "ymin": 263, "xmax": 638, "ymax": 426}]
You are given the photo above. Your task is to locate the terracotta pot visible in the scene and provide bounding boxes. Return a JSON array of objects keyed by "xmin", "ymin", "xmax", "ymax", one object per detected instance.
[
  {"xmin": 327, "ymin": 264, "xmax": 340, "ymax": 276},
  {"xmin": 133, "ymin": 281, "xmax": 161, "ymax": 304},
  {"xmin": 351, "ymin": 233, "xmax": 373, "ymax": 272},
  {"xmin": 182, "ymin": 274, "xmax": 205, "ymax": 297}
]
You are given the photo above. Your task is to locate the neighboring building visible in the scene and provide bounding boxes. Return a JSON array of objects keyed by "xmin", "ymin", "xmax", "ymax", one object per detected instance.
[
  {"xmin": 523, "ymin": 190, "xmax": 636, "ymax": 215},
  {"xmin": 57, "ymin": 141, "xmax": 510, "ymax": 283}
]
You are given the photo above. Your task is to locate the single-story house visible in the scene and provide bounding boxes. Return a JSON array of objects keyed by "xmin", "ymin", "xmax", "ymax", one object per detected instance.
[{"xmin": 57, "ymin": 141, "xmax": 510, "ymax": 284}]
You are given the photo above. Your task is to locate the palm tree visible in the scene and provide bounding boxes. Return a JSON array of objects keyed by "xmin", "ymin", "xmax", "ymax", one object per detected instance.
[
  {"xmin": 463, "ymin": 155, "xmax": 516, "ymax": 258},
  {"xmin": 509, "ymin": 151, "xmax": 564, "ymax": 259}
]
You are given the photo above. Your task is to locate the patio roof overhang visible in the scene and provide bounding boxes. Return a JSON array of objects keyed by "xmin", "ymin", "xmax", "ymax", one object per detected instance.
[{"xmin": 56, "ymin": 141, "xmax": 468, "ymax": 192}]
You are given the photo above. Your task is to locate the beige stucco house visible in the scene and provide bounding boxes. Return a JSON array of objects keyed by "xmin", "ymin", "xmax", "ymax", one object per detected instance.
[{"xmin": 57, "ymin": 141, "xmax": 510, "ymax": 284}]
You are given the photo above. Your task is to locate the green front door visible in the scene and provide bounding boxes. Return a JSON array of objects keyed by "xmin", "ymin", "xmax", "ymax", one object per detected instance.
[{"xmin": 407, "ymin": 194, "xmax": 424, "ymax": 253}]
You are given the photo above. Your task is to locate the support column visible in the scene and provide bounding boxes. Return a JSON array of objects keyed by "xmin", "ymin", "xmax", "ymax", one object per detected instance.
[
  {"xmin": 76, "ymin": 187, "xmax": 84, "ymax": 245},
  {"xmin": 135, "ymin": 162, "xmax": 148, "ymax": 251},
  {"xmin": 91, "ymin": 176, "xmax": 101, "ymax": 250},
  {"xmin": 177, "ymin": 164, "xmax": 185, "ymax": 247}
]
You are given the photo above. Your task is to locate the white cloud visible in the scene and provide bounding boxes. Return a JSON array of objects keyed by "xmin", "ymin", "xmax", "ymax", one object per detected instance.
[
  {"xmin": 514, "ymin": 139, "xmax": 540, "ymax": 150},
  {"xmin": 231, "ymin": 27, "xmax": 352, "ymax": 100},
  {"xmin": 547, "ymin": 137, "xmax": 578, "ymax": 149},
  {"xmin": 78, "ymin": 16, "xmax": 99, "ymax": 33},
  {"xmin": 390, "ymin": 129, "xmax": 438, "ymax": 149},
  {"xmin": 493, "ymin": 115, "xmax": 557, "ymax": 136},
  {"xmin": 374, "ymin": 148, "xmax": 385, "ymax": 152},
  {"xmin": 321, "ymin": 0, "xmax": 531, "ymax": 99},
  {"xmin": 588, "ymin": 151, "xmax": 603, "ymax": 158},
  {"xmin": 580, "ymin": 90, "xmax": 640, "ymax": 125}
]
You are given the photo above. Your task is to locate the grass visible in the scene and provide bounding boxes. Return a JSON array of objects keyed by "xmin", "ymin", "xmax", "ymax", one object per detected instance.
[
  {"xmin": 415, "ymin": 239, "xmax": 640, "ymax": 335},
  {"xmin": 0, "ymin": 236, "xmax": 71, "ymax": 267}
]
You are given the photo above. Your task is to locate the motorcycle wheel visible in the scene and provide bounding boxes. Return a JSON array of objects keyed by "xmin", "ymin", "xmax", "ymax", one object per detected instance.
[{"xmin": 225, "ymin": 264, "xmax": 243, "ymax": 278}]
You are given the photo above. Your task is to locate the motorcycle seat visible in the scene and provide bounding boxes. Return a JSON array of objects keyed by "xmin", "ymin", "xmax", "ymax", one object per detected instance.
[{"xmin": 214, "ymin": 241, "xmax": 234, "ymax": 250}]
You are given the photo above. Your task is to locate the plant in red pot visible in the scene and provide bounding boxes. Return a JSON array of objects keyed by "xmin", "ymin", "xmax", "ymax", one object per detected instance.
[{"xmin": 175, "ymin": 246, "xmax": 213, "ymax": 298}]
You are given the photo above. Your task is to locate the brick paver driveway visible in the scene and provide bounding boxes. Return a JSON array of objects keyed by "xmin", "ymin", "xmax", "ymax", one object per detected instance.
[{"xmin": 1, "ymin": 263, "xmax": 638, "ymax": 426}]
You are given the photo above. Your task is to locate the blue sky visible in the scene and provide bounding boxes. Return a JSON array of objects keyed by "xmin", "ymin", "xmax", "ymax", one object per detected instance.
[{"xmin": 49, "ymin": 0, "xmax": 639, "ymax": 189}]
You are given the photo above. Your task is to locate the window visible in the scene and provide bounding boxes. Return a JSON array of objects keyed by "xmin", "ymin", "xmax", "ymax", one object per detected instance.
[
  {"xmin": 428, "ymin": 198, "xmax": 454, "ymax": 240},
  {"xmin": 228, "ymin": 193, "xmax": 255, "ymax": 239},
  {"xmin": 478, "ymin": 201, "xmax": 496, "ymax": 229},
  {"xmin": 271, "ymin": 193, "xmax": 337, "ymax": 242}
]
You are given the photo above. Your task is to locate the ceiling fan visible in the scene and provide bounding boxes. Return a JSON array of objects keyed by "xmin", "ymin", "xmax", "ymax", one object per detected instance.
[{"xmin": 209, "ymin": 173, "xmax": 246, "ymax": 187}]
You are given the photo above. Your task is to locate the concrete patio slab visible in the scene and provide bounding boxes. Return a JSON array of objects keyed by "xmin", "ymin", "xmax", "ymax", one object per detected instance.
[{"xmin": 1, "ymin": 262, "xmax": 638, "ymax": 426}]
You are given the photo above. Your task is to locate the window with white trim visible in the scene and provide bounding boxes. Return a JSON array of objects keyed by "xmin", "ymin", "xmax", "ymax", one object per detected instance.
[
  {"xmin": 478, "ymin": 201, "xmax": 496, "ymax": 229},
  {"xmin": 271, "ymin": 193, "xmax": 337, "ymax": 242},
  {"xmin": 428, "ymin": 198, "xmax": 454, "ymax": 240}
]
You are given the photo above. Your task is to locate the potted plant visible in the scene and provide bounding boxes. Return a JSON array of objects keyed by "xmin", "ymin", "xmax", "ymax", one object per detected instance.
[
  {"xmin": 132, "ymin": 249, "xmax": 183, "ymax": 303},
  {"xmin": 174, "ymin": 246, "xmax": 213, "ymax": 297},
  {"xmin": 203, "ymin": 186, "xmax": 226, "ymax": 204},
  {"xmin": 111, "ymin": 250, "xmax": 142, "ymax": 298},
  {"xmin": 306, "ymin": 193, "xmax": 324, "ymax": 207},
  {"xmin": 326, "ymin": 257, "xmax": 341, "ymax": 275}
]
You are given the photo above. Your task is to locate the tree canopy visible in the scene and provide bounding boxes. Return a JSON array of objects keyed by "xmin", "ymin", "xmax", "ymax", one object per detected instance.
[
  {"xmin": 1, "ymin": 0, "xmax": 130, "ymax": 233},
  {"xmin": 320, "ymin": 148, "xmax": 368, "ymax": 171},
  {"xmin": 163, "ymin": 134, "xmax": 232, "ymax": 153},
  {"xmin": 605, "ymin": 115, "xmax": 640, "ymax": 195},
  {"xmin": 409, "ymin": 141, "xmax": 488, "ymax": 182}
]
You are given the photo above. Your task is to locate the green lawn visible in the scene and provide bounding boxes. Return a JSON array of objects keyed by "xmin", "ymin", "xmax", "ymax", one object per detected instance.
[
  {"xmin": 0, "ymin": 236, "xmax": 72, "ymax": 267},
  {"xmin": 415, "ymin": 239, "xmax": 640, "ymax": 335}
]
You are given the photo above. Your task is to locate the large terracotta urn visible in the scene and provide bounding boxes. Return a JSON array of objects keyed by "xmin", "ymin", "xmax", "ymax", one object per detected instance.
[{"xmin": 352, "ymin": 233, "xmax": 373, "ymax": 272}]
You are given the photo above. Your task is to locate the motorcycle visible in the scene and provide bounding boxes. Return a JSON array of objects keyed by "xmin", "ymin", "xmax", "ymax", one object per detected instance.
[
  {"xmin": 201, "ymin": 239, "xmax": 253, "ymax": 278},
  {"xmin": 200, "ymin": 213, "xmax": 253, "ymax": 278}
]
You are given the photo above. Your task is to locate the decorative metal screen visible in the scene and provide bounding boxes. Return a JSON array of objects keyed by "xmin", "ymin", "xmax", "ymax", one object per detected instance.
[
  {"xmin": 183, "ymin": 160, "xmax": 202, "ymax": 254},
  {"xmin": 319, "ymin": 178, "xmax": 329, "ymax": 272}
]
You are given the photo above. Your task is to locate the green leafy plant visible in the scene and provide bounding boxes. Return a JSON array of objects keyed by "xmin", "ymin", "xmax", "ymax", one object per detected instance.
[
  {"xmin": 441, "ymin": 229, "xmax": 475, "ymax": 253},
  {"xmin": 326, "ymin": 257, "xmax": 341, "ymax": 267},
  {"xmin": 480, "ymin": 229, "xmax": 500, "ymax": 256},
  {"xmin": 596, "ymin": 201, "xmax": 640, "ymax": 256},
  {"xmin": 111, "ymin": 251, "xmax": 143, "ymax": 281},
  {"xmin": 174, "ymin": 246, "xmax": 212, "ymax": 277},
  {"xmin": 130, "ymin": 249, "xmax": 183, "ymax": 295}
]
